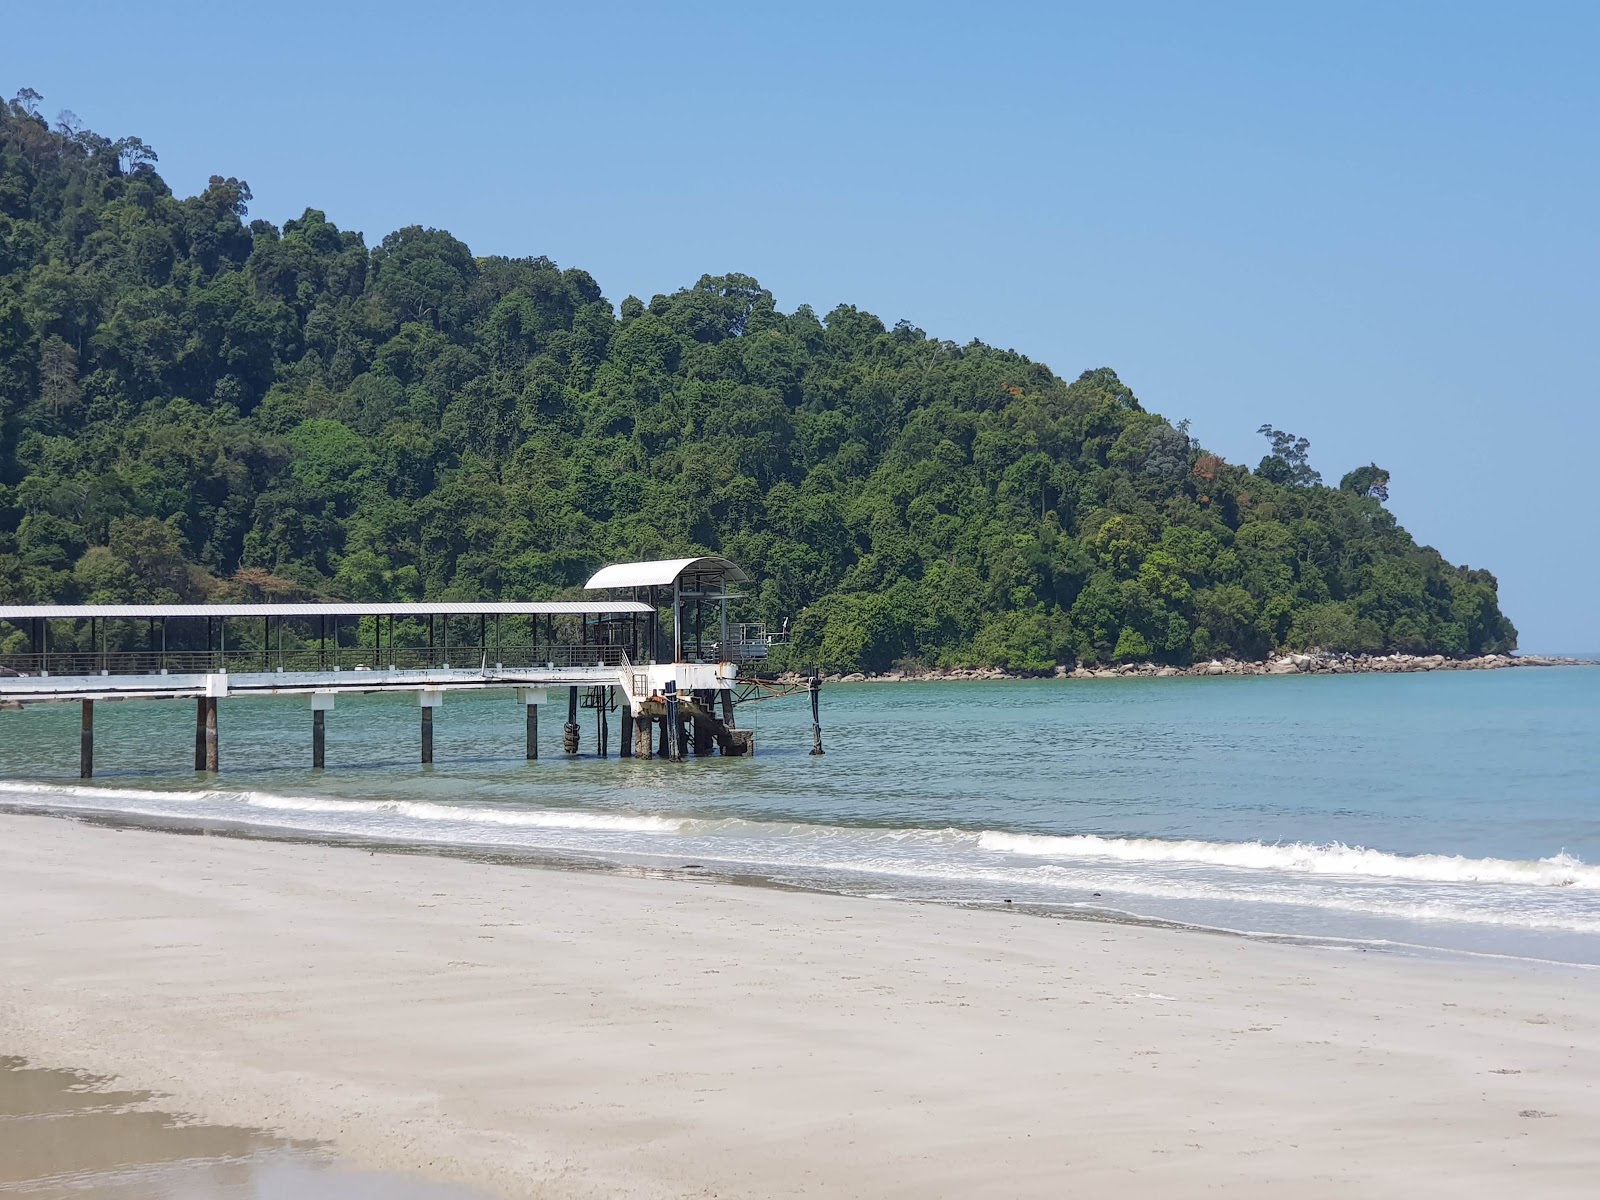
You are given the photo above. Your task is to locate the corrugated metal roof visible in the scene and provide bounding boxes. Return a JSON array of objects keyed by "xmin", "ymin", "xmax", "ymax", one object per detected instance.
[
  {"xmin": 584, "ymin": 557, "xmax": 749, "ymax": 590},
  {"xmin": 0, "ymin": 601, "xmax": 653, "ymax": 620}
]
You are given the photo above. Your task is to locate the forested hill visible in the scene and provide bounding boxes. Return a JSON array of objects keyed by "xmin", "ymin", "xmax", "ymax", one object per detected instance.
[{"xmin": 0, "ymin": 92, "xmax": 1515, "ymax": 670}]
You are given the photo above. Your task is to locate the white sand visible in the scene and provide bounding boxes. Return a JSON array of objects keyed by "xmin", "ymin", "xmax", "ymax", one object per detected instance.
[{"xmin": 1, "ymin": 813, "xmax": 1597, "ymax": 1198}]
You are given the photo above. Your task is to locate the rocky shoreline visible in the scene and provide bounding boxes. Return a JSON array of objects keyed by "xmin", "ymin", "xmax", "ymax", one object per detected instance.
[{"xmin": 782, "ymin": 652, "xmax": 1596, "ymax": 686}]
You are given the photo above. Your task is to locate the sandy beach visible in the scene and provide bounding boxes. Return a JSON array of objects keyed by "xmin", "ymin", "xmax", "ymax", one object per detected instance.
[{"xmin": 1, "ymin": 813, "xmax": 1597, "ymax": 1198}]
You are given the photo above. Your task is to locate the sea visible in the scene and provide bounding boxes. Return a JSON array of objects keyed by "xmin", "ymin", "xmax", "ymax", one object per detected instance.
[{"xmin": 2, "ymin": 668, "xmax": 1597, "ymax": 966}]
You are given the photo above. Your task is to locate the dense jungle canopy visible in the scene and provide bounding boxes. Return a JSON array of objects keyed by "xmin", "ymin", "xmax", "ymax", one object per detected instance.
[{"xmin": 0, "ymin": 91, "xmax": 1516, "ymax": 670}]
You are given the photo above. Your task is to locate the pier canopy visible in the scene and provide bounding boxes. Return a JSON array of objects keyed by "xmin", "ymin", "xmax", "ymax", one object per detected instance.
[
  {"xmin": 0, "ymin": 598, "xmax": 656, "ymax": 680},
  {"xmin": 583, "ymin": 557, "xmax": 748, "ymax": 591},
  {"xmin": 584, "ymin": 557, "xmax": 754, "ymax": 664}
]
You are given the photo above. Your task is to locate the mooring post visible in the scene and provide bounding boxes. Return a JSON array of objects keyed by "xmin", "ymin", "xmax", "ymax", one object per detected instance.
[
  {"xmin": 563, "ymin": 686, "xmax": 580, "ymax": 754},
  {"xmin": 664, "ymin": 681, "xmax": 683, "ymax": 761},
  {"xmin": 809, "ymin": 668, "xmax": 825, "ymax": 756},
  {"xmin": 620, "ymin": 707, "xmax": 634, "ymax": 758},
  {"xmin": 79, "ymin": 699, "xmax": 93, "ymax": 779},
  {"xmin": 204, "ymin": 696, "xmax": 219, "ymax": 772},
  {"xmin": 194, "ymin": 697, "xmax": 206, "ymax": 771}
]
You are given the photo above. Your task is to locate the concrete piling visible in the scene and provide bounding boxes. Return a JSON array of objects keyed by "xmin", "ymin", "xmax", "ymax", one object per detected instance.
[
  {"xmin": 664, "ymin": 681, "xmax": 683, "ymax": 761},
  {"xmin": 79, "ymin": 699, "xmax": 93, "ymax": 779},
  {"xmin": 419, "ymin": 689, "xmax": 442, "ymax": 765},
  {"xmin": 563, "ymin": 686, "xmax": 580, "ymax": 754},
  {"xmin": 204, "ymin": 697, "xmax": 219, "ymax": 772},
  {"xmin": 309, "ymin": 692, "xmax": 333, "ymax": 770}
]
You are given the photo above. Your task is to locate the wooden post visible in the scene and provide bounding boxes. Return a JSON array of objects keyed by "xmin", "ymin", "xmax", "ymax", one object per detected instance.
[
  {"xmin": 656, "ymin": 714, "xmax": 668, "ymax": 759},
  {"xmin": 527, "ymin": 703, "xmax": 538, "ymax": 760},
  {"xmin": 809, "ymin": 669, "xmax": 824, "ymax": 756},
  {"xmin": 719, "ymin": 688, "xmax": 736, "ymax": 728},
  {"xmin": 563, "ymin": 686, "xmax": 580, "ymax": 754},
  {"xmin": 597, "ymin": 692, "xmax": 609, "ymax": 758},
  {"xmin": 620, "ymin": 708, "xmax": 634, "ymax": 758},
  {"xmin": 79, "ymin": 699, "xmax": 93, "ymax": 779},
  {"xmin": 195, "ymin": 697, "xmax": 206, "ymax": 771},
  {"xmin": 204, "ymin": 697, "xmax": 219, "ymax": 772}
]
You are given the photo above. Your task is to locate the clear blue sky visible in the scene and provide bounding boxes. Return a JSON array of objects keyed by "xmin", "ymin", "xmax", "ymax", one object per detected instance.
[{"xmin": 5, "ymin": 2, "xmax": 1596, "ymax": 650}]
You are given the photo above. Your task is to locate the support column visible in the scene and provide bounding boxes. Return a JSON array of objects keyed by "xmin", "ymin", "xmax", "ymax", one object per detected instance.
[
  {"xmin": 691, "ymin": 689, "xmax": 713, "ymax": 757},
  {"xmin": 419, "ymin": 689, "xmax": 442, "ymax": 765},
  {"xmin": 597, "ymin": 692, "xmax": 609, "ymax": 758},
  {"xmin": 563, "ymin": 686, "xmax": 580, "ymax": 754},
  {"xmin": 204, "ymin": 697, "xmax": 219, "ymax": 772},
  {"xmin": 633, "ymin": 713, "xmax": 653, "ymax": 759},
  {"xmin": 309, "ymin": 692, "xmax": 334, "ymax": 770},
  {"xmin": 515, "ymin": 688, "xmax": 545, "ymax": 761},
  {"xmin": 656, "ymin": 714, "xmax": 668, "ymax": 759},
  {"xmin": 79, "ymin": 699, "xmax": 93, "ymax": 779},
  {"xmin": 664, "ymin": 681, "xmax": 683, "ymax": 761},
  {"xmin": 719, "ymin": 687, "xmax": 736, "ymax": 728},
  {"xmin": 195, "ymin": 697, "xmax": 206, "ymax": 771},
  {"xmin": 620, "ymin": 708, "xmax": 635, "ymax": 758}
]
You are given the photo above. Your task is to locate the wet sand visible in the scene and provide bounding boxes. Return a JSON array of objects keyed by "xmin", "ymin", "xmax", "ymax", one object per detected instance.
[
  {"xmin": 1, "ymin": 813, "xmax": 1598, "ymax": 1198},
  {"xmin": 0, "ymin": 1057, "xmax": 490, "ymax": 1199}
]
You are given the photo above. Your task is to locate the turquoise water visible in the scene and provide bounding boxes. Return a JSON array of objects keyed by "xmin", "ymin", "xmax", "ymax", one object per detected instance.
[{"xmin": 2, "ymin": 668, "xmax": 1598, "ymax": 963}]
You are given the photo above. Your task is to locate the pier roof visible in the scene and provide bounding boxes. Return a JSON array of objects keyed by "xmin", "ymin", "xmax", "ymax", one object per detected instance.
[
  {"xmin": 584, "ymin": 557, "xmax": 748, "ymax": 590},
  {"xmin": 0, "ymin": 601, "xmax": 652, "ymax": 621}
]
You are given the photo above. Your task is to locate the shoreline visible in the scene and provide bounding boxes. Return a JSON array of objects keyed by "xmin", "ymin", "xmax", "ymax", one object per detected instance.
[
  {"xmin": 788, "ymin": 651, "xmax": 1597, "ymax": 685},
  {"xmin": 7, "ymin": 800, "xmax": 1593, "ymax": 974},
  {"xmin": 4, "ymin": 812, "xmax": 1598, "ymax": 1198}
]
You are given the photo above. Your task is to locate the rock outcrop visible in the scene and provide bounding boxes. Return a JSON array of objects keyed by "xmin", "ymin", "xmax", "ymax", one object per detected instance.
[{"xmin": 776, "ymin": 652, "xmax": 1593, "ymax": 686}]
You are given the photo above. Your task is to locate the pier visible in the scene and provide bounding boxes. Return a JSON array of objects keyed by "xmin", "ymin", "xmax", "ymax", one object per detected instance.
[{"xmin": 0, "ymin": 558, "xmax": 817, "ymax": 776}]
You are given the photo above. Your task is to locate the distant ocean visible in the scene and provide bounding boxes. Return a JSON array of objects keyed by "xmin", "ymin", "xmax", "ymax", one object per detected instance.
[{"xmin": 3, "ymin": 668, "xmax": 1598, "ymax": 965}]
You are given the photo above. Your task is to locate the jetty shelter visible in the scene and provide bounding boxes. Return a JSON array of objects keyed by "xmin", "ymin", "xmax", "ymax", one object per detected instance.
[{"xmin": 0, "ymin": 557, "xmax": 783, "ymax": 775}]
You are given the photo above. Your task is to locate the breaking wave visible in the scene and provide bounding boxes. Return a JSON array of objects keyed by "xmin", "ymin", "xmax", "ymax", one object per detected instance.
[
  {"xmin": 5, "ymin": 779, "xmax": 1600, "ymax": 944},
  {"xmin": 0, "ymin": 780, "xmax": 681, "ymax": 834},
  {"xmin": 977, "ymin": 831, "xmax": 1600, "ymax": 889}
]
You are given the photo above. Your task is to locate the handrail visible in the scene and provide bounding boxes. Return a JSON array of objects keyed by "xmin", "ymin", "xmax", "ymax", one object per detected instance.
[{"xmin": 0, "ymin": 643, "xmax": 645, "ymax": 679}]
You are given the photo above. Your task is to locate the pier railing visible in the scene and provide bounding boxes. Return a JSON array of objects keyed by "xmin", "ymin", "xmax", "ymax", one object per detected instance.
[{"xmin": 0, "ymin": 644, "xmax": 641, "ymax": 679}]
